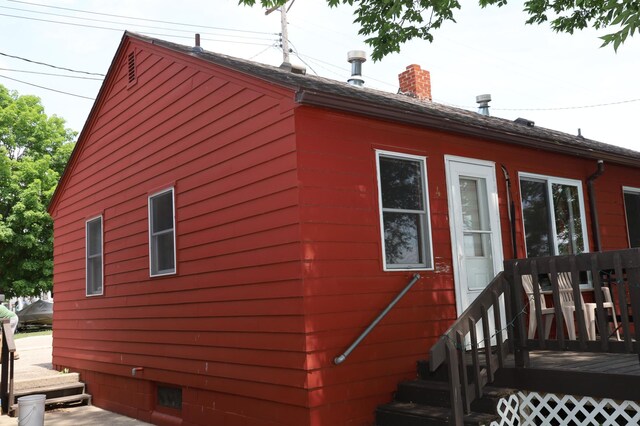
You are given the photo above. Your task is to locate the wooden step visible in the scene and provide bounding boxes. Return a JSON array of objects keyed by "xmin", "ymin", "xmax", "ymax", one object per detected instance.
[
  {"xmin": 396, "ymin": 379, "xmax": 516, "ymax": 413},
  {"xmin": 12, "ymin": 393, "xmax": 92, "ymax": 417},
  {"xmin": 376, "ymin": 401, "xmax": 500, "ymax": 426},
  {"xmin": 14, "ymin": 372, "xmax": 81, "ymax": 392},
  {"xmin": 14, "ymin": 381, "xmax": 85, "ymax": 399},
  {"xmin": 44, "ymin": 393, "xmax": 92, "ymax": 406}
]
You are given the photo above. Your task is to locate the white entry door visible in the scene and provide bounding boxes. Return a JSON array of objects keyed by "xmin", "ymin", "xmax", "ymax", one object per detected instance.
[{"xmin": 445, "ymin": 156, "xmax": 504, "ymax": 322}]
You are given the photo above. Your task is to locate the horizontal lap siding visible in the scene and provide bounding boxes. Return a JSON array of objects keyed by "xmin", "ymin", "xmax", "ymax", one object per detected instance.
[
  {"xmin": 297, "ymin": 109, "xmax": 456, "ymax": 425},
  {"xmin": 52, "ymin": 40, "xmax": 307, "ymax": 425},
  {"xmin": 591, "ymin": 170, "xmax": 640, "ymax": 250},
  {"xmin": 295, "ymin": 106, "xmax": 640, "ymax": 425}
]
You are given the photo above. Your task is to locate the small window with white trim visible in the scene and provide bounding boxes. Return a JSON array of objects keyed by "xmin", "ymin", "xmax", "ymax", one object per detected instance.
[
  {"xmin": 376, "ymin": 150, "xmax": 433, "ymax": 270},
  {"xmin": 86, "ymin": 216, "xmax": 103, "ymax": 296},
  {"xmin": 149, "ymin": 188, "xmax": 176, "ymax": 276},
  {"xmin": 623, "ymin": 187, "xmax": 640, "ymax": 248}
]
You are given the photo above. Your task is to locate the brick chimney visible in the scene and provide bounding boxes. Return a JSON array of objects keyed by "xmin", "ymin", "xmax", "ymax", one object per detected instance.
[{"xmin": 398, "ymin": 64, "xmax": 432, "ymax": 101}]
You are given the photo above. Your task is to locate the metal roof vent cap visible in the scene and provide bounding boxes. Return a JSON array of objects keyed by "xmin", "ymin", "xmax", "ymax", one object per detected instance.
[
  {"xmin": 193, "ymin": 33, "xmax": 204, "ymax": 53},
  {"xmin": 347, "ymin": 50, "xmax": 366, "ymax": 87},
  {"xmin": 476, "ymin": 94, "xmax": 491, "ymax": 116},
  {"xmin": 514, "ymin": 117, "xmax": 535, "ymax": 127}
]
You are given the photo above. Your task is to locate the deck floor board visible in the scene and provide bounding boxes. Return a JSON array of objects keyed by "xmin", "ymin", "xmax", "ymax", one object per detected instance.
[{"xmin": 493, "ymin": 350, "xmax": 640, "ymax": 400}]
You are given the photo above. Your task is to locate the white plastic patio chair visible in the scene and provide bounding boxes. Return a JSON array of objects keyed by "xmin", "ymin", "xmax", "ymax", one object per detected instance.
[
  {"xmin": 522, "ymin": 275, "xmax": 554, "ymax": 339},
  {"xmin": 556, "ymin": 272, "xmax": 620, "ymax": 341}
]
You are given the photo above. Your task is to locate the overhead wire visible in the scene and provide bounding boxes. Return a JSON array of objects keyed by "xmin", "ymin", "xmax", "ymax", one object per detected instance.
[
  {"xmin": 0, "ymin": 51, "xmax": 104, "ymax": 76},
  {"xmin": 0, "ymin": 5, "xmax": 277, "ymax": 41},
  {"xmin": 0, "ymin": 68, "xmax": 103, "ymax": 80},
  {"xmin": 8, "ymin": 0, "xmax": 273, "ymax": 35},
  {"xmin": 0, "ymin": 74, "xmax": 95, "ymax": 100},
  {"xmin": 493, "ymin": 98, "xmax": 640, "ymax": 111},
  {"xmin": 248, "ymin": 45, "xmax": 278, "ymax": 61},
  {"xmin": 0, "ymin": 13, "xmax": 277, "ymax": 46},
  {"xmin": 286, "ymin": 40, "xmax": 318, "ymax": 75}
]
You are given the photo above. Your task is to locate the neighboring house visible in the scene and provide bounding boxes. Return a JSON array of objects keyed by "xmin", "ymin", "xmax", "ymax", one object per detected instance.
[{"xmin": 47, "ymin": 31, "xmax": 640, "ymax": 426}]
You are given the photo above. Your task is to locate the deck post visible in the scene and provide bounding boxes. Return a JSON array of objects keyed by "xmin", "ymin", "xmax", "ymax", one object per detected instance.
[{"xmin": 508, "ymin": 263, "xmax": 529, "ymax": 367}]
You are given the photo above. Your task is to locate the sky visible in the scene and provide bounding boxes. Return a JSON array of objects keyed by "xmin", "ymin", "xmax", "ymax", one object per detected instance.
[{"xmin": 0, "ymin": 0, "xmax": 639, "ymax": 152}]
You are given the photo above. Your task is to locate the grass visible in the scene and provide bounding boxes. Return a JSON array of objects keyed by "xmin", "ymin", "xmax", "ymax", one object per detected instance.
[{"xmin": 14, "ymin": 329, "xmax": 52, "ymax": 339}]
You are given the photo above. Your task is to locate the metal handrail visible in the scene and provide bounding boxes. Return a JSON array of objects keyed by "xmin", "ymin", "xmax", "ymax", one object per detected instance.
[{"xmin": 334, "ymin": 273, "xmax": 421, "ymax": 365}]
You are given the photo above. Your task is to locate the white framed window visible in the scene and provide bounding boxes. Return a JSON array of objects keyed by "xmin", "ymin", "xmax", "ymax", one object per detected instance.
[
  {"xmin": 519, "ymin": 173, "xmax": 589, "ymax": 258},
  {"xmin": 149, "ymin": 188, "xmax": 176, "ymax": 277},
  {"xmin": 375, "ymin": 150, "xmax": 434, "ymax": 271},
  {"xmin": 623, "ymin": 186, "xmax": 640, "ymax": 248},
  {"xmin": 86, "ymin": 216, "xmax": 103, "ymax": 296}
]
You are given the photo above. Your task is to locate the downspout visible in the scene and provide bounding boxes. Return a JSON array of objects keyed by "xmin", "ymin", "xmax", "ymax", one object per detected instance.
[
  {"xmin": 587, "ymin": 160, "xmax": 605, "ymax": 252},
  {"xmin": 501, "ymin": 165, "xmax": 518, "ymax": 259}
]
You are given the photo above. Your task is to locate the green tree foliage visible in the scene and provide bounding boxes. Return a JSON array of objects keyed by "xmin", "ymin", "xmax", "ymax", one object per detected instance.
[
  {"xmin": 0, "ymin": 84, "xmax": 76, "ymax": 297},
  {"xmin": 240, "ymin": 0, "xmax": 639, "ymax": 60}
]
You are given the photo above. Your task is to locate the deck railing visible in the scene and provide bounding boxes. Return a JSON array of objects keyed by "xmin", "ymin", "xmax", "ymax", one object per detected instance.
[
  {"xmin": 428, "ymin": 248, "xmax": 640, "ymax": 425},
  {"xmin": 429, "ymin": 272, "xmax": 512, "ymax": 425},
  {"xmin": 0, "ymin": 318, "xmax": 16, "ymax": 415},
  {"xmin": 506, "ymin": 248, "xmax": 640, "ymax": 365}
]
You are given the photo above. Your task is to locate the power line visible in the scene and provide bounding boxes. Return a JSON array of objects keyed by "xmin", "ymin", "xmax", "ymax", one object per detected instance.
[
  {"xmin": 0, "ymin": 13, "xmax": 277, "ymax": 46},
  {"xmin": 286, "ymin": 40, "xmax": 318, "ymax": 75},
  {"xmin": 0, "ymin": 74, "xmax": 95, "ymax": 100},
  {"xmin": 0, "ymin": 13, "xmax": 278, "ymax": 46},
  {"xmin": 493, "ymin": 98, "xmax": 640, "ymax": 111},
  {"xmin": 0, "ymin": 68, "xmax": 103, "ymax": 81},
  {"xmin": 0, "ymin": 5, "xmax": 277, "ymax": 41},
  {"xmin": 8, "ymin": 0, "xmax": 273, "ymax": 35},
  {"xmin": 295, "ymin": 51, "xmax": 399, "ymax": 89},
  {"xmin": 248, "ymin": 45, "xmax": 277, "ymax": 61},
  {"xmin": 0, "ymin": 51, "xmax": 104, "ymax": 76}
]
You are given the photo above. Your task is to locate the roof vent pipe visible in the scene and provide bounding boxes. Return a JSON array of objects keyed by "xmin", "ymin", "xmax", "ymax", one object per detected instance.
[
  {"xmin": 193, "ymin": 33, "xmax": 204, "ymax": 53},
  {"xmin": 476, "ymin": 94, "xmax": 491, "ymax": 116},
  {"xmin": 347, "ymin": 50, "xmax": 366, "ymax": 87}
]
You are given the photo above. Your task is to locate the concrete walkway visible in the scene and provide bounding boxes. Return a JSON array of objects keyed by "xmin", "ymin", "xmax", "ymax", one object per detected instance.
[{"xmin": 0, "ymin": 334, "xmax": 151, "ymax": 425}]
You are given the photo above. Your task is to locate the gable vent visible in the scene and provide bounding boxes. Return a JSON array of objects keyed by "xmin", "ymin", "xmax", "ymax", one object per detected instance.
[{"xmin": 127, "ymin": 51, "xmax": 136, "ymax": 84}]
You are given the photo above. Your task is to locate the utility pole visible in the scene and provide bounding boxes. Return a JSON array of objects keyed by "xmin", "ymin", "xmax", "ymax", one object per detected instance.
[
  {"xmin": 280, "ymin": 6, "xmax": 290, "ymax": 65},
  {"xmin": 265, "ymin": 1, "xmax": 294, "ymax": 66}
]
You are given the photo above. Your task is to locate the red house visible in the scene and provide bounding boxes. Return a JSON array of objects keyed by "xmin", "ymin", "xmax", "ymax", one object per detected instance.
[{"xmin": 48, "ymin": 32, "xmax": 640, "ymax": 425}]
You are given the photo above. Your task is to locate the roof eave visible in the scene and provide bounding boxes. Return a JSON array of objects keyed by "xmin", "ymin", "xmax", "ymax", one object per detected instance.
[{"xmin": 296, "ymin": 90, "xmax": 637, "ymax": 168}]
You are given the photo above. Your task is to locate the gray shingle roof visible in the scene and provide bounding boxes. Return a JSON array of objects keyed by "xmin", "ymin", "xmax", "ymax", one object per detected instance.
[{"xmin": 131, "ymin": 32, "xmax": 640, "ymax": 166}]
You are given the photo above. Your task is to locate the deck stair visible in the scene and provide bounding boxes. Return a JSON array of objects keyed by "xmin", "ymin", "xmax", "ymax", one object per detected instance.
[
  {"xmin": 376, "ymin": 360, "xmax": 516, "ymax": 426},
  {"xmin": 10, "ymin": 372, "xmax": 91, "ymax": 416}
]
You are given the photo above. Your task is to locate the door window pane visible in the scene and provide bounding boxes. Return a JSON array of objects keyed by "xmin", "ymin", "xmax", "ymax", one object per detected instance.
[{"xmin": 460, "ymin": 178, "xmax": 481, "ymax": 231}]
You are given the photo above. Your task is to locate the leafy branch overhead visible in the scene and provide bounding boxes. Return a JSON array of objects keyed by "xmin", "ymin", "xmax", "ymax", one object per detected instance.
[{"xmin": 239, "ymin": 0, "xmax": 638, "ymax": 60}]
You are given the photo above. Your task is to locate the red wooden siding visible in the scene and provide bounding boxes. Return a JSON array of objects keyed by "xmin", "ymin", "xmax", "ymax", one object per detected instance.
[
  {"xmin": 295, "ymin": 106, "xmax": 640, "ymax": 425},
  {"xmin": 51, "ymin": 38, "xmax": 309, "ymax": 426}
]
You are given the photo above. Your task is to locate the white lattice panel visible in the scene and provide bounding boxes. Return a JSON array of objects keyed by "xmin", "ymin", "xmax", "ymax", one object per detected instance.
[
  {"xmin": 491, "ymin": 393, "xmax": 520, "ymax": 426},
  {"xmin": 490, "ymin": 391, "xmax": 640, "ymax": 426}
]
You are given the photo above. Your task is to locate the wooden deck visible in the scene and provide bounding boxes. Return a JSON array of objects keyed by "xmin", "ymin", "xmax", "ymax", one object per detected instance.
[{"xmin": 494, "ymin": 350, "xmax": 640, "ymax": 401}]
